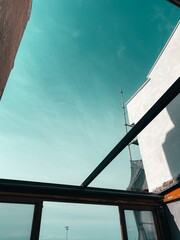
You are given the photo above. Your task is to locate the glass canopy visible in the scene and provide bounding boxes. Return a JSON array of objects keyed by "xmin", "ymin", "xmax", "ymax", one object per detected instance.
[{"xmin": 0, "ymin": 1, "xmax": 179, "ymax": 240}]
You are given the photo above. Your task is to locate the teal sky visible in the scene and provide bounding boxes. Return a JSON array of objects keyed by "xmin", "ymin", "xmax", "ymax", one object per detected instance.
[
  {"xmin": 0, "ymin": 1, "xmax": 179, "ymax": 239},
  {"xmin": 0, "ymin": 0, "xmax": 179, "ymax": 190}
]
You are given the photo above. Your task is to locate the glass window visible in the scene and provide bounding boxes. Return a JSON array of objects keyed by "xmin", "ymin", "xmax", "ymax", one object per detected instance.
[
  {"xmin": 39, "ymin": 202, "xmax": 121, "ymax": 240},
  {"xmin": 0, "ymin": 203, "xmax": 34, "ymax": 240},
  {"xmin": 125, "ymin": 210, "xmax": 158, "ymax": 240}
]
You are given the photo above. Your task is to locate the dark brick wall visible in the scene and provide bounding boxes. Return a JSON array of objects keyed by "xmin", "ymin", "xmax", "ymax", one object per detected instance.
[{"xmin": 0, "ymin": 0, "xmax": 32, "ymax": 99}]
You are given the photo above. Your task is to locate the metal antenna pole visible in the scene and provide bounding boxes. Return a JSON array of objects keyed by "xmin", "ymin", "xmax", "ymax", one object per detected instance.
[
  {"xmin": 65, "ymin": 226, "xmax": 69, "ymax": 240},
  {"xmin": 120, "ymin": 89, "xmax": 133, "ymax": 162}
]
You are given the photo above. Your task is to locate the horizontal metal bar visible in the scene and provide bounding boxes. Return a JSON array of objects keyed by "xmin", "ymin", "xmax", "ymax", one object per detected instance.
[
  {"xmin": 0, "ymin": 178, "xmax": 161, "ymax": 207},
  {"xmin": 81, "ymin": 77, "xmax": 180, "ymax": 187}
]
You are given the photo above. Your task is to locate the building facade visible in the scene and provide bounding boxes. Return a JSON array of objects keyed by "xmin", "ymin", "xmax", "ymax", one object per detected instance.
[
  {"xmin": 127, "ymin": 21, "xmax": 180, "ymax": 239},
  {"xmin": 127, "ymin": 21, "xmax": 180, "ymax": 192}
]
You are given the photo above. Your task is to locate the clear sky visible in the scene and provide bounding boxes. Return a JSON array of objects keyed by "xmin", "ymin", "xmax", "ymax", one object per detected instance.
[
  {"xmin": 0, "ymin": 0, "xmax": 179, "ymax": 188},
  {"xmin": 0, "ymin": 1, "xmax": 179, "ymax": 238}
]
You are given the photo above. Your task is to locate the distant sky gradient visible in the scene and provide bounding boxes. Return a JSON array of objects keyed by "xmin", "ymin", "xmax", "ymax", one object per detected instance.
[{"xmin": 0, "ymin": 0, "xmax": 179, "ymax": 191}]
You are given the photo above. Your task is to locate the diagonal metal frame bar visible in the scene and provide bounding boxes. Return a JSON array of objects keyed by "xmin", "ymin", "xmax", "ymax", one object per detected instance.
[
  {"xmin": 81, "ymin": 77, "xmax": 180, "ymax": 187},
  {"xmin": 167, "ymin": 0, "xmax": 180, "ymax": 7}
]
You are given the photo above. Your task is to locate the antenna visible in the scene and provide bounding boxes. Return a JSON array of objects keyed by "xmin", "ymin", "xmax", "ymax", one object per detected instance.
[{"xmin": 120, "ymin": 89, "xmax": 133, "ymax": 162}]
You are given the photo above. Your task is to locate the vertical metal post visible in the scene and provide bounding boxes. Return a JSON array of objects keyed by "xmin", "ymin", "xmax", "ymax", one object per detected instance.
[
  {"xmin": 118, "ymin": 207, "xmax": 128, "ymax": 240},
  {"xmin": 30, "ymin": 202, "xmax": 43, "ymax": 240},
  {"xmin": 153, "ymin": 206, "xmax": 171, "ymax": 240}
]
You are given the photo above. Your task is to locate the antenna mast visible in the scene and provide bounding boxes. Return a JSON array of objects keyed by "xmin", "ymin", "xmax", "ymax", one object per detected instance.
[{"xmin": 120, "ymin": 89, "xmax": 133, "ymax": 162}]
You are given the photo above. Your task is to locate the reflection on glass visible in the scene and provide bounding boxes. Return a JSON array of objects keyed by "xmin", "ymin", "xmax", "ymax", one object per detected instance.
[
  {"xmin": 40, "ymin": 202, "xmax": 121, "ymax": 240},
  {"xmin": 0, "ymin": 203, "xmax": 34, "ymax": 240},
  {"xmin": 125, "ymin": 210, "xmax": 158, "ymax": 240}
]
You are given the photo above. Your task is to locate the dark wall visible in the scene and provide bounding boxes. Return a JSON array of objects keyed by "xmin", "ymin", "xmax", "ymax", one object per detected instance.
[{"xmin": 0, "ymin": 0, "xmax": 32, "ymax": 98}]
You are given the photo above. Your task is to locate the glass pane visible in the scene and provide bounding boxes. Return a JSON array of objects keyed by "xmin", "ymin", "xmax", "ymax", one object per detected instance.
[
  {"xmin": 40, "ymin": 202, "xmax": 121, "ymax": 240},
  {"xmin": 124, "ymin": 210, "xmax": 138, "ymax": 239},
  {"xmin": 0, "ymin": 203, "xmax": 34, "ymax": 240},
  {"xmin": 125, "ymin": 210, "xmax": 158, "ymax": 240}
]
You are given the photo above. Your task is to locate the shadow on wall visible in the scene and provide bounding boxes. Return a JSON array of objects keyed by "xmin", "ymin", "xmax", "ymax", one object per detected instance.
[
  {"xmin": 164, "ymin": 201, "xmax": 180, "ymax": 239},
  {"xmin": 162, "ymin": 94, "xmax": 180, "ymax": 178}
]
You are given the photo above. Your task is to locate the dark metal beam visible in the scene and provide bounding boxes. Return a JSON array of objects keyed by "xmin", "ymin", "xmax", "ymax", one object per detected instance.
[
  {"xmin": 81, "ymin": 77, "xmax": 180, "ymax": 187},
  {"xmin": 167, "ymin": 0, "xmax": 180, "ymax": 7},
  {"xmin": 31, "ymin": 202, "xmax": 43, "ymax": 240},
  {"xmin": 0, "ymin": 178, "xmax": 161, "ymax": 207}
]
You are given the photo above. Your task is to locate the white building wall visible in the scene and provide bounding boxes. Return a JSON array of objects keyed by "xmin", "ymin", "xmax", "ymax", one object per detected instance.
[{"xmin": 127, "ymin": 21, "xmax": 180, "ymax": 192}]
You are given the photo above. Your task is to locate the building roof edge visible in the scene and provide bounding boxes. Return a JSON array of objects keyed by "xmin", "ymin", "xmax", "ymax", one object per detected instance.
[{"xmin": 126, "ymin": 20, "xmax": 180, "ymax": 106}]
